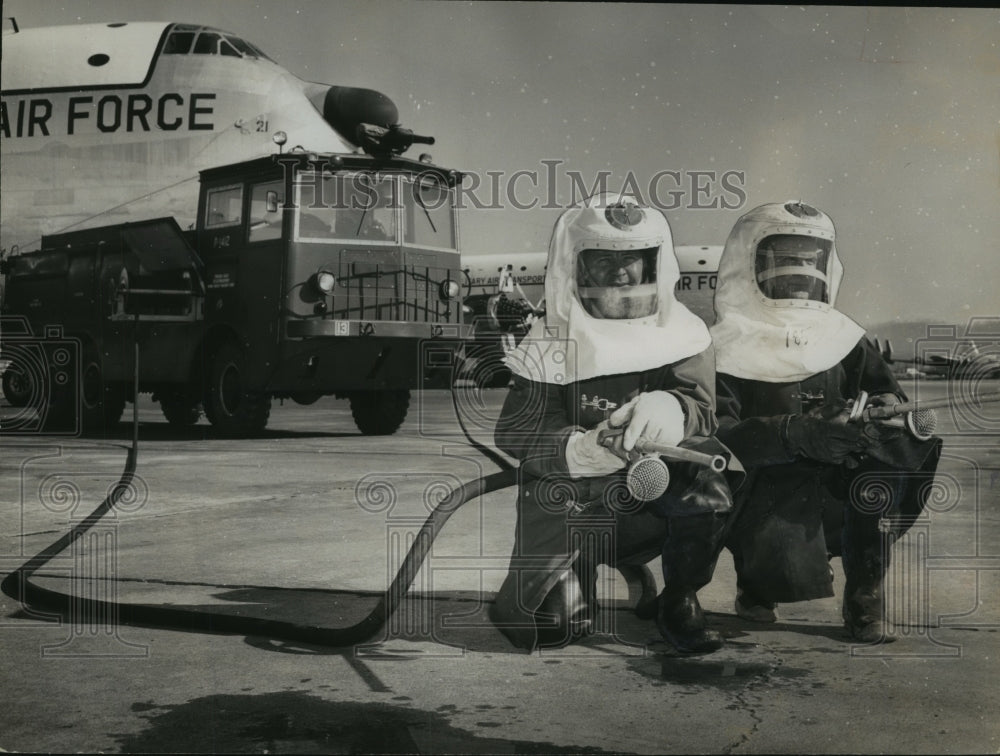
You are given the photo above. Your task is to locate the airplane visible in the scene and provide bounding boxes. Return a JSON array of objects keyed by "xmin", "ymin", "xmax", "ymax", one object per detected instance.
[
  {"xmin": 1, "ymin": 19, "xmax": 724, "ymax": 388},
  {"xmin": 0, "ymin": 19, "xmax": 406, "ymax": 253},
  {"xmin": 874, "ymin": 337, "xmax": 1000, "ymax": 380}
]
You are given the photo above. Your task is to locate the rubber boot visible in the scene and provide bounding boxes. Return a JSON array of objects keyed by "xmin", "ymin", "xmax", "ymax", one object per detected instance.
[
  {"xmin": 533, "ymin": 566, "xmax": 595, "ymax": 648},
  {"xmin": 656, "ymin": 512, "xmax": 729, "ymax": 653},
  {"xmin": 656, "ymin": 589, "xmax": 723, "ymax": 653},
  {"xmin": 841, "ymin": 500, "xmax": 896, "ymax": 644},
  {"xmin": 842, "ymin": 578, "xmax": 892, "ymax": 643},
  {"xmin": 734, "ymin": 588, "xmax": 778, "ymax": 623}
]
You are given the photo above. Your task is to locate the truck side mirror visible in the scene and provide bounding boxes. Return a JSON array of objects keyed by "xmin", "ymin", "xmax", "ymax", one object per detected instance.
[{"xmin": 266, "ymin": 191, "xmax": 279, "ymax": 213}]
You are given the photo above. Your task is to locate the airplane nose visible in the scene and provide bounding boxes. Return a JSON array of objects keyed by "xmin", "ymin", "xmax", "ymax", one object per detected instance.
[{"xmin": 317, "ymin": 85, "xmax": 399, "ymax": 145}]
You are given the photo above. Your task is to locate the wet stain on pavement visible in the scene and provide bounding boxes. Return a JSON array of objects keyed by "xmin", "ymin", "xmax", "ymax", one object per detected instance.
[
  {"xmin": 774, "ymin": 646, "xmax": 848, "ymax": 655},
  {"xmin": 627, "ymin": 655, "xmax": 812, "ymax": 690},
  {"xmin": 115, "ymin": 691, "xmax": 635, "ymax": 754}
]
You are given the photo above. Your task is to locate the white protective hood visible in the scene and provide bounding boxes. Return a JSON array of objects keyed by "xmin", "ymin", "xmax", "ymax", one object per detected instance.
[
  {"xmin": 710, "ymin": 201, "xmax": 866, "ymax": 382},
  {"xmin": 506, "ymin": 194, "xmax": 711, "ymax": 385}
]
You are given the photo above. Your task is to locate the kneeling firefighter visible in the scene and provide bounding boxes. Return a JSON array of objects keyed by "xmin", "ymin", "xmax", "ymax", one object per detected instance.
[
  {"xmin": 710, "ymin": 201, "xmax": 942, "ymax": 642},
  {"xmin": 489, "ymin": 193, "xmax": 744, "ymax": 653}
]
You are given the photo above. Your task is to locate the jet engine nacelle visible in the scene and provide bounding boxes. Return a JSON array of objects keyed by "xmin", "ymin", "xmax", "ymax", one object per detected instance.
[{"xmin": 313, "ymin": 85, "xmax": 399, "ymax": 144}]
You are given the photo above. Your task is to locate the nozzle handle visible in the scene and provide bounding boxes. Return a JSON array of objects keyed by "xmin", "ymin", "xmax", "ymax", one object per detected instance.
[{"xmin": 598, "ymin": 428, "xmax": 726, "ymax": 472}]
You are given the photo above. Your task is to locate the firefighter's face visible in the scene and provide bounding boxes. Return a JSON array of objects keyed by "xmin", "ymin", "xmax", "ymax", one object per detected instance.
[
  {"xmin": 576, "ymin": 248, "xmax": 658, "ymax": 319},
  {"xmin": 755, "ymin": 235, "xmax": 830, "ymax": 303},
  {"xmin": 578, "ymin": 249, "xmax": 645, "ymax": 288}
]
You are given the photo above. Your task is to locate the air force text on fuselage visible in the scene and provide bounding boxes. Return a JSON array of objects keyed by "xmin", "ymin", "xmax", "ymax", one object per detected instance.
[{"xmin": 1, "ymin": 93, "xmax": 216, "ymax": 138}]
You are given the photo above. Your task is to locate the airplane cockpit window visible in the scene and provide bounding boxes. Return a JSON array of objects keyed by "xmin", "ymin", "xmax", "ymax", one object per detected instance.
[
  {"xmin": 219, "ymin": 39, "xmax": 242, "ymax": 57},
  {"xmin": 162, "ymin": 31, "xmax": 195, "ymax": 55},
  {"xmin": 161, "ymin": 25, "xmax": 275, "ymax": 62},
  {"xmin": 228, "ymin": 37, "xmax": 270, "ymax": 59},
  {"xmin": 193, "ymin": 32, "xmax": 223, "ymax": 55}
]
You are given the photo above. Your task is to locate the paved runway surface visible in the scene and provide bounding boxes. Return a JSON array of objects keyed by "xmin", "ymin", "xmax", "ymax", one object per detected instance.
[{"xmin": 1, "ymin": 380, "xmax": 998, "ymax": 753}]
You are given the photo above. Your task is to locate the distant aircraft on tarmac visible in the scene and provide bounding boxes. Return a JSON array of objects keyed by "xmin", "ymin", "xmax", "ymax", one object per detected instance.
[
  {"xmin": 0, "ymin": 19, "xmax": 405, "ymax": 253},
  {"xmin": 875, "ymin": 337, "xmax": 1000, "ymax": 380}
]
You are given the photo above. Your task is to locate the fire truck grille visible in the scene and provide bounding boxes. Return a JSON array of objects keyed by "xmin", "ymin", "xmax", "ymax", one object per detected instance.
[{"xmin": 331, "ymin": 263, "xmax": 461, "ymax": 323}]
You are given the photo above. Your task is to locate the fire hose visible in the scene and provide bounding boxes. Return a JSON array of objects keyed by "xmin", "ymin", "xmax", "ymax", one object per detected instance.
[
  {"xmin": 0, "ymin": 335, "xmax": 529, "ymax": 645},
  {"xmin": 1, "ymin": 339, "xmax": 663, "ymax": 646},
  {"xmin": 6, "ymin": 347, "xmax": 997, "ymax": 645},
  {"xmin": 1, "ymin": 438, "xmax": 519, "ymax": 646}
]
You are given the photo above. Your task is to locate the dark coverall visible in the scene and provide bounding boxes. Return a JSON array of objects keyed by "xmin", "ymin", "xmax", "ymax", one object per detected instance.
[
  {"xmin": 716, "ymin": 338, "xmax": 942, "ymax": 625},
  {"xmin": 490, "ymin": 347, "xmax": 741, "ymax": 650}
]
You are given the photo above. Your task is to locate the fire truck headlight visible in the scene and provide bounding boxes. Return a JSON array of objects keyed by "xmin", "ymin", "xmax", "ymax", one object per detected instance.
[
  {"xmin": 316, "ymin": 270, "xmax": 336, "ymax": 294},
  {"xmin": 439, "ymin": 279, "xmax": 461, "ymax": 301}
]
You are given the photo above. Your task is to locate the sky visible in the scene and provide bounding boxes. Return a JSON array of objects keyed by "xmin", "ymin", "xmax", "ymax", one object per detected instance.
[{"xmin": 4, "ymin": 1, "xmax": 999, "ymax": 331}]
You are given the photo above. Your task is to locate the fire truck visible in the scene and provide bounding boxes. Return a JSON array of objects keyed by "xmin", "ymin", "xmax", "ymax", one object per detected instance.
[{"xmin": 1, "ymin": 131, "xmax": 468, "ymax": 436}]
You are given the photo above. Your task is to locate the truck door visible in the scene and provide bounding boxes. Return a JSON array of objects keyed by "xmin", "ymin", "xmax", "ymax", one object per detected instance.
[
  {"xmin": 202, "ymin": 179, "xmax": 285, "ymax": 385},
  {"xmin": 239, "ymin": 179, "xmax": 286, "ymax": 382}
]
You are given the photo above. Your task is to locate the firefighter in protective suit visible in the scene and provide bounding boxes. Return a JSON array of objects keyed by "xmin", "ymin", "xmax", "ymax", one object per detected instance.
[
  {"xmin": 490, "ymin": 194, "xmax": 743, "ymax": 653},
  {"xmin": 711, "ymin": 201, "xmax": 941, "ymax": 642}
]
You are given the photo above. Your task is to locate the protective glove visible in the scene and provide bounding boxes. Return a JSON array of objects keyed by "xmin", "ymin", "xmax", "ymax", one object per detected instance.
[
  {"xmin": 866, "ymin": 391, "xmax": 904, "ymax": 409},
  {"xmin": 783, "ymin": 404, "xmax": 867, "ymax": 465},
  {"xmin": 673, "ymin": 465, "xmax": 734, "ymax": 515},
  {"xmin": 852, "ymin": 391, "xmax": 908, "ymax": 464},
  {"xmin": 608, "ymin": 391, "xmax": 686, "ymax": 453},
  {"xmin": 565, "ymin": 420, "xmax": 629, "ymax": 478}
]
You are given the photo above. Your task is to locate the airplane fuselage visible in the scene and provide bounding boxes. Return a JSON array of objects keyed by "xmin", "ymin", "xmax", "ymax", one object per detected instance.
[{"xmin": 1, "ymin": 22, "xmax": 393, "ymax": 252}]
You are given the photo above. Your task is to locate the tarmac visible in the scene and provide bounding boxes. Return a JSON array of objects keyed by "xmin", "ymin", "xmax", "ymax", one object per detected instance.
[{"xmin": 1, "ymin": 379, "xmax": 998, "ymax": 754}]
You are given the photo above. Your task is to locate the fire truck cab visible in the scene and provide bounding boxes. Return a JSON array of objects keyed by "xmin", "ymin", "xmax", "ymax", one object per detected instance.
[{"xmin": 1, "ymin": 150, "xmax": 468, "ymax": 436}]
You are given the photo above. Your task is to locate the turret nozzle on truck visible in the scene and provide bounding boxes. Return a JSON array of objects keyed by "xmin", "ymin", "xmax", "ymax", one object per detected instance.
[{"xmin": 1, "ymin": 147, "xmax": 469, "ymax": 437}]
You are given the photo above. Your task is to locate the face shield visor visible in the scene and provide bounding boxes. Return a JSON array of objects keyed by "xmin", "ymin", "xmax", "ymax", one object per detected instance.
[
  {"xmin": 754, "ymin": 234, "xmax": 832, "ymax": 304},
  {"xmin": 576, "ymin": 246, "xmax": 659, "ymax": 319}
]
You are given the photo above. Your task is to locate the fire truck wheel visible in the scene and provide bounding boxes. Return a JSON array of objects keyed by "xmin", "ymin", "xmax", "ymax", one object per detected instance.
[
  {"xmin": 207, "ymin": 342, "xmax": 271, "ymax": 437},
  {"xmin": 348, "ymin": 389, "xmax": 410, "ymax": 435},
  {"xmin": 2, "ymin": 361, "xmax": 33, "ymax": 407},
  {"xmin": 80, "ymin": 349, "xmax": 126, "ymax": 435},
  {"xmin": 159, "ymin": 391, "xmax": 203, "ymax": 426}
]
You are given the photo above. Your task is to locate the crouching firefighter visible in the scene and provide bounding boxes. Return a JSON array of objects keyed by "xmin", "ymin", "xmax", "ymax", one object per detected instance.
[
  {"xmin": 489, "ymin": 193, "xmax": 744, "ymax": 653},
  {"xmin": 710, "ymin": 201, "xmax": 942, "ymax": 643}
]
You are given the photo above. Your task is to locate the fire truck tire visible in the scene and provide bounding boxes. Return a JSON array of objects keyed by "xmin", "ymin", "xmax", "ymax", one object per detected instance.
[
  {"xmin": 207, "ymin": 342, "xmax": 271, "ymax": 437},
  {"xmin": 159, "ymin": 391, "xmax": 203, "ymax": 426},
  {"xmin": 348, "ymin": 389, "xmax": 410, "ymax": 435},
  {"xmin": 2, "ymin": 361, "xmax": 32, "ymax": 407},
  {"xmin": 80, "ymin": 348, "xmax": 126, "ymax": 435}
]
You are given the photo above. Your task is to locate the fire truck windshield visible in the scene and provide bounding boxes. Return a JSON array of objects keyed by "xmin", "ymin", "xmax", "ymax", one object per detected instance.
[
  {"xmin": 293, "ymin": 172, "xmax": 457, "ymax": 250},
  {"xmin": 404, "ymin": 177, "xmax": 457, "ymax": 250},
  {"xmin": 295, "ymin": 173, "xmax": 396, "ymax": 243}
]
